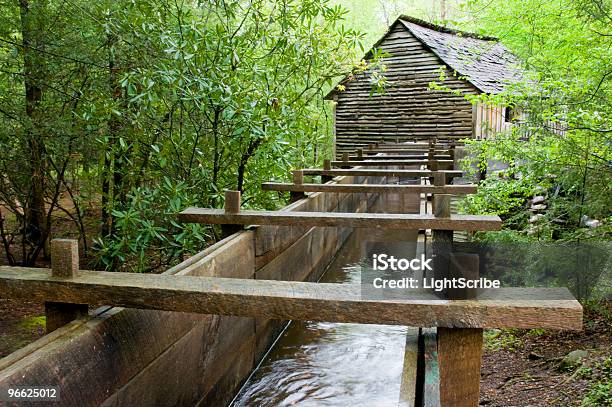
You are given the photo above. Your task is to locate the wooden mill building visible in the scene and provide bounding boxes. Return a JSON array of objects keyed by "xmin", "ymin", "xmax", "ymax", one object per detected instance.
[{"xmin": 326, "ymin": 16, "xmax": 524, "ymax": 157}]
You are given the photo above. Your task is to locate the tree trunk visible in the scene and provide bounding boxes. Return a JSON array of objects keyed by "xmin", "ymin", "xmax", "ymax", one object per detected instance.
[
  {"xmin": 236, "ymin": 138, "xmax": 262, "ymax": 192},
  {"xmin": 212, "ymin": 108, "xmax": 221, "ymax": 188},
  {"xmin": 19, "ymin": 0, "xmax": 48, "ymax": 264},
  {"xmin": 101, "ymin": 30, "xmax": 122, "ymax": 237}
]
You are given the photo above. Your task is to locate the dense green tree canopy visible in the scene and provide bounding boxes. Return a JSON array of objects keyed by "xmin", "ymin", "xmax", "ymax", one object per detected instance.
[
  {"xmin": 0, "ymin": 0, "xmax": 364, "ymax": 269},
  {"xmin": 0, "ymin": 0, "xmax": 609, "ymax": 271},
  {"xmin": 453, "ymin": 0, "xmax": 611, "ymax": 241}
]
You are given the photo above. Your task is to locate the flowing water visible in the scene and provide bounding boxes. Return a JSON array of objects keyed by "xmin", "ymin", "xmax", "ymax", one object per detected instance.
[{"xmin": 232, "ymin": 192, "xmax": 421, "ymax": 407}]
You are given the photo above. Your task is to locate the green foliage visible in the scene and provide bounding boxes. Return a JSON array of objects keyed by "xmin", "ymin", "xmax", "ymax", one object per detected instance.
[
  {"xmin": 93, "ymin": 178, "xmax": 210, "ymax": 272},
  {"xmin": 0, "ymin": 0, "xmax": 369, "ymax": 270},
  {"xmin": 451, "ymin": 0, "xmax": 612, "ymax": 243},
  {"xmin": 580, "ymin": 357, "xmax": 612, "ymax": 406},
  {"xmin": 19, "ymin": 316, "xmax": 46, "ymax": 332},
  {"xmin": 484, "ymin": 329, "xmax": 524, "ymax": 351}
]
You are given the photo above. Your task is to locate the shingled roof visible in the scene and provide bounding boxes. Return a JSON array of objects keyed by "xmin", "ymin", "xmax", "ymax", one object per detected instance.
[{"xmin": 326, "ymin": 16, "xmax": 524, "ymax": 98}]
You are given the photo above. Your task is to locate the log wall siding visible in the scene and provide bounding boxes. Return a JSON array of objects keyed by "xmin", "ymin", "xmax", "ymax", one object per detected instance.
[
  {"xmin": 334, "ymin": 24, "xmax": 480, "ymax": 157},
  {"xmin": 0, "ymin": 175, "xmax": 388, "ymax": 407}
]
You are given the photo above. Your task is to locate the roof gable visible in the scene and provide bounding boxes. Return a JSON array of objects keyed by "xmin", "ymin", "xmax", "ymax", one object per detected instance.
[{"xmin": 325, "ymin": 16, "xmax": 524, "ymax": 99}]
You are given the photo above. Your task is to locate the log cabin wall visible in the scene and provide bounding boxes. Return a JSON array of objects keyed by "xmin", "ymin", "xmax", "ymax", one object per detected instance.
[{"xmin": 333, "ymin": 22, "xmax": 480, "ymax": 158}]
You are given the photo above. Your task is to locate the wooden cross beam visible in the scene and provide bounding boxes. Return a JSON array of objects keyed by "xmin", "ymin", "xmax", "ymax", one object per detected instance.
[
  {"xmin": 261, "ymin": 182, "xmax": 477, "ymax": 195},
  {"xmin": 348, "ymin": 154, "xmax": 451, "ymax": 160},
  {"xmin": 363, "ymin": 149, "xmax": 448, "ymax": 154},
  {"xmin": 300, "ymin": 169, "xmax": 463, "ymax": 178},
  {"xmin": 0, "ymin": 267, "xmax": 582, "ymax": 330},
  {"xmin": 178, "ymin": 208, "xmax": 502, "ymax": 231},
  {"xmin": 331, "ymin": 160, "xmax": 454, "ymax": 167}
]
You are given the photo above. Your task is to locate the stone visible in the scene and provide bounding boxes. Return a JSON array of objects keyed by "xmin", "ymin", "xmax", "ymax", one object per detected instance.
[
  {"xmin": 559, "ymin": 350, "xmax": 588, "ymax": 370},
  {"xmin": 529, "ymin": 214, "xmax": 544, "ymax": 223}
]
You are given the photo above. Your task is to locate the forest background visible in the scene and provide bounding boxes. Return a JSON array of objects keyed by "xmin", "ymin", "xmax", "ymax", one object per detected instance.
[{"xmin": 0, "ymin": 0, "xmax": 609, "ymax": 273}]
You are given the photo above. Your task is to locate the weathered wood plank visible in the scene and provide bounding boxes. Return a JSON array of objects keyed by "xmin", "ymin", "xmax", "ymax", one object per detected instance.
[
  {"xmin": 437, "ymin": 328, "xmax": 484, "ymax": 407},
  {"xmin": 45, "ymin": 239, "xmax": 88, "ymax": 333},
  {"xmin": 0, "ymin": 231, "xmax": 257, "ymax": 407},
  {"xmin": 331, "ymin": 160, "xmax": 453, "ymax": 167},
  {"xmin": 398, "ymin": 328, "xmax": 420, "ymax": 406},
  {"xmin": 261, "ymin": 182, "xmax": 477, "ymax": 195},
  {"xmin": 348, "ymin": 154, "xmax": 451, "ymax": 160},
  {"xmin": 0, "ymin": 267, "xmax": 583, "ymax": 329},
  {"xmin": 363, "ymin": 148, "xmax": 447, "ymax": 158},
  {"xmin": 422, "ymin": 329, "xmax": 440, "ymax": 407},
  {"xmin": 178, "ymin": 208, "xmax": 502, "ymax": 231},
  {"xmin": 301, "ymin": 169, "xmax": 463, "ymax": 178}
]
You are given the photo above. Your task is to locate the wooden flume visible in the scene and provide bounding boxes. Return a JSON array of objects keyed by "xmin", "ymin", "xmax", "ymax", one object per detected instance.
[{"xmin": 0, "ymin": 141, "xmax": 582, "ymax": 407}]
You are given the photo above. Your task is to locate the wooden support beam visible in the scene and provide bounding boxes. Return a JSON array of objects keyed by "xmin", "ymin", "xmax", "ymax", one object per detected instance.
[
  {"xmin": 340, "ymin": 152, "xmax": 350, "ymax": 169},
  {"xmin": 348, "ymin": 154, "xmax": 451, "ymax": 160},
  {"xmin": 447, "ymin": 253, "xmax": 480, "ymax": 300},
  {"xmin": 0, "ymin": 267, "xmax": 583, "ymax": 329},
  {"xmin": 432, "ymin": 194, "xmax": 453, "ymax": 294},
  {"xmin": 398, "ymin": 328, "xmax": 419, "ymax": 406},
  {"xmin": 45, "ymin": 239, "xmax": 88, "ymax": 333},
  {"xmin": 262, "ymin": 183, "xmax": 477, "ymax": 195},
  {"xmin": 421, "ymin": 329, "xmax": 440, "ymax": 407},
  {"xmin": 322, "ymin": 159, "xmax": 333, "ymax": 182},
  {"xmin": 288, "ymin": 170, "xmax": 307, "ymax": 202},
  {"xmin": 437, "ymin": 328, "xmax": 483, "ymax": 407},
  {"xmin": 292, "ymin": 170, "xmax": 303, "ymax": 185},
  {"xmin": 224, "ymin": 190, "xmax": 241, "ymax": 213},
  {"xmin": 221, "ymin": 190, "xmax": 242, "ymax": 237},
  {"xmin": 178, "ymin": 208, "xmax": 503, "ymax": 231},
  {"xmin": 364, "ymin": 149, "xmax": 447, "ymax": 154},
  {"xmin": 433, "ymin": 172, "xmax": 446, "ymax": 187},
  {"xmin": 331, "ymin": 160, "xmax": 453, "ymax": 167},
  {"xmin": 301, "ymin": 169, "xmax": 463, "ymax": 179}
]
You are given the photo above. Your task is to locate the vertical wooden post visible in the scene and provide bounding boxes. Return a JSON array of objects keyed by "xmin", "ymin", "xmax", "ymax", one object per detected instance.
[
  {"xmin": 221, "ymin": 190, "xmax": 241, "ymax": 238},
  {"xmin": 438, "ymin": 327, "xmax": 483, "ymax": 407},
  {"xmin": 433, "ymin": 188, "xmax": 483, "ymax": 406},
  {"xmin": 224, "ymin": 190, "xmax": 241, "ymax": 213},
  {"xmin": 447, "ymin": 253, "xmax": 480, "ymax": 300},
  {"xmin": 432, "ymin": 192, "xmax": 452, "ymax": 295},
  {"xmin": 45, "ymin": 239, "xmax": 88, "ymax": 333},
  {"xmin": 322, "ymin": 159, "xmax": 332, "ymax": 183},
  {"xmin": 292, "ymin": 170, "xmax": 303, "ymax": 185},
  {"xmin": 341, "ymin": 152, "xmax": 350, "ymax": 169},
  {"xmin": 290, "ymin": 170, "xmax": 306, "ymax": 203},
  {"xmin": 429, "ymin": 160, "xmax": 438, "ymax": 172},
  {"xmin": 433, "ymin": 171, "xmax": 445, "ymax": 188}
]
